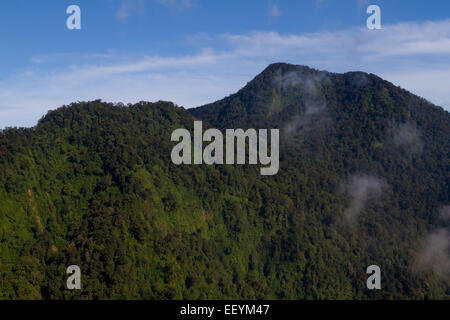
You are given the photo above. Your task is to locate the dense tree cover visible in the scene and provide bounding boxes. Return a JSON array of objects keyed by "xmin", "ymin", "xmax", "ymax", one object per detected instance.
[{"xmin": 0, "ymin": 63, "xmax": 449, "ymax": 299}]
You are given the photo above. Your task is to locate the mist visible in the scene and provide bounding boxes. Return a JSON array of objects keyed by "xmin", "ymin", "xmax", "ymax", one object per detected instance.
[
  {"xmin": 390, "ymin": 122, "xmax": 424, "ymax": 155},
  {"xmin": 416, "ymin": 228, "xmax": 450, "ymax": 279},
  {"xmin": 273, "ymin": 70, "xmax": 330, "ymax": 136},
  {"xmin": 341, "ymin": 175, "xmax": 386, "ymax": 227},
  {"xmin": 439, "ymin": 205, "xmax": 450, "ymax": 222}
]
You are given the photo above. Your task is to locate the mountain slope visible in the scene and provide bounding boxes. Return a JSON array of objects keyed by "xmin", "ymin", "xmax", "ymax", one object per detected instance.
[
  {"xmin": 191, "ymin": 63, "xmax": 450, "ymax": 297},
  {"xmin": 0, "ymin": 64, "xmax": 449, "ymax": 299}
]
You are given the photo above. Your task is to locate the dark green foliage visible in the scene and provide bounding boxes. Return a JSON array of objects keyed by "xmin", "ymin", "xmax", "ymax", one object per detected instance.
[{"xmin": 0, "ymin": 64, "xmax": 449, "ymax": 299}]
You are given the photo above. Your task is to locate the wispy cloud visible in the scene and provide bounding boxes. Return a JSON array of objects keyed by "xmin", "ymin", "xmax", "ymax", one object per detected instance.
[
  {"xmin": 0, "ymin": 50, "xmax": 247, "ymax": 128},
  {"xmin": 116, "ymin": 0, "xmax": 146, "ymax": 21},
  {"xmin": 223, "ymin": 19, "xmax": 450, "ymax": 61},
  {"xmin": 357, "ymin": 0, "xmax": 370, "ymax": 9},
  {"xmin": 270, "ymin": 4, "xmax": 282, "ymax": 18},
  {"xmin": 2, "ymin": 19, "xmax": 450, "ymax": 128},
  {"xmin": 115, "ymin": 0, "xmax": 192, "ymax": 21}
]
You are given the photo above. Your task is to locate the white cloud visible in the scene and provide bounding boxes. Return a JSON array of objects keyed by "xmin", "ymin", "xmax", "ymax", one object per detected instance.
[
  {"xmin": 0, "ymin": 50, "xmax": 250, "ymax": 128},
  {"xmin": 223, "ymin": 19, "xmax": 450, "ymax": 62},
  {"xmin": 2, "ymin": 19, "xmax": 450, "ymax": 128}
]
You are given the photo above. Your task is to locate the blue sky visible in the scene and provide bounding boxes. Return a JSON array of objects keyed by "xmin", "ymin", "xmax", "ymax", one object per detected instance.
[{"xmin": 1, "ymin": 0, "xmax": 450, "ymax": 128}]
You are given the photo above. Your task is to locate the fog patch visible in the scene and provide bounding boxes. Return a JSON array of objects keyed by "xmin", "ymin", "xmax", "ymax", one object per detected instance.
[
  {"xmin": 390, "ymin": 122, "xmax": 424, "ymax": 155},
  {"xmin": 416, "ymin": 228, "xmax": 450, "ymax": 279},
  {"xmin": 340, "ymin": 175, "xmax": 386, "ymax": 227},
  {"xmin": 349, "ymin": 72, "xmax": 369, "ymax": 88},
  {"xmin": 439, "ymin": 205, "xmax": 450, "ymax": 222},
  {"xmin": 273, "ymin": 70, "xmax": 330, "ymax": 136}
]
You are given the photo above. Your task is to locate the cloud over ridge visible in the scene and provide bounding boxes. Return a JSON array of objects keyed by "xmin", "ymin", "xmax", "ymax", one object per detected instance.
[{"xmin": 2, "ymin": 19, "xmax": 450, "ymax": 128}]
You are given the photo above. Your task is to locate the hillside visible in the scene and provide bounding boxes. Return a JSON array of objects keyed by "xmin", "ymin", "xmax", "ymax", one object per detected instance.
[{"xmin": 0, "ymin": 63, "xmax": 449, "ymax": 299}]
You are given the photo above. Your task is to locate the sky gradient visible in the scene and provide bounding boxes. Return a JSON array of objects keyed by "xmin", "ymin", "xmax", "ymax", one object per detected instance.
[{"xmin": 1, "ymin": 0, "xmax": 450, "ymax": 128}]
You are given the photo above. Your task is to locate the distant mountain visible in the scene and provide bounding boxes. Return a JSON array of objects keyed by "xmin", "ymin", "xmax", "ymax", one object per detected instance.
[{"xmin": 0, "ymin": 63, "xmax": 449, "ymax": 299}]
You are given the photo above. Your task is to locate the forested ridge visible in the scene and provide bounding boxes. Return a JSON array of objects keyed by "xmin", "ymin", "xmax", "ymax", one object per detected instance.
[{"xmin": 0, "ymin": 63, "xmax": 449, "ymax": 299}]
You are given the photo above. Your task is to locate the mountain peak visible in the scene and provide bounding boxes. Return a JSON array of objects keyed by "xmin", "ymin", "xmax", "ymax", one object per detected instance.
[
  {"xmin": 190, "ymin": 63, "xmax": 448, "ymax": 131},
  {"xmin": 263, "ymin": 62, "xmax": 318, "ymax": 73}
]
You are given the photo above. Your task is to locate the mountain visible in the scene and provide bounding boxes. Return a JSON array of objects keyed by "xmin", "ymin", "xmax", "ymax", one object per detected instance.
[{"xmin": 0, "ymin": 63, "xmax": 449, "ymax": 299}]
